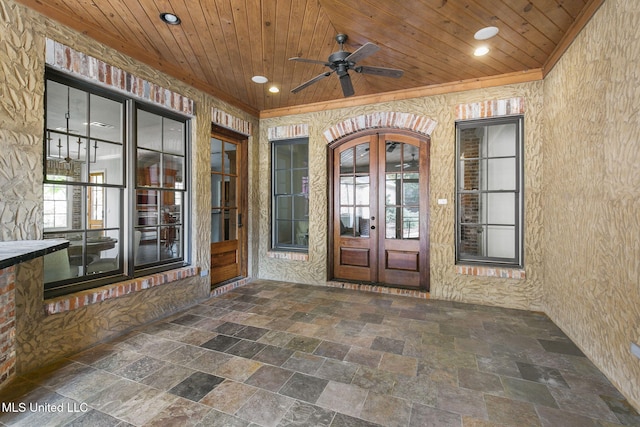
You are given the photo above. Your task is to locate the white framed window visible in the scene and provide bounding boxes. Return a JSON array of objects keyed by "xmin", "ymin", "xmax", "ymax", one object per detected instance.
[{"xmin": 43, "ymin": 176, "xmax": 70, "ymax": 229}]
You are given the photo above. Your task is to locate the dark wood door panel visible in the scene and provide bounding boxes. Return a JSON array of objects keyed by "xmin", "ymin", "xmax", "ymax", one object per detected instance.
[
  {"xmin": 340, "ymin": 247, "xmax": 370, "ymax": 267},
  {"xmin": 385, "ymin": 250, "xmax": 419, "ymax": 272}
]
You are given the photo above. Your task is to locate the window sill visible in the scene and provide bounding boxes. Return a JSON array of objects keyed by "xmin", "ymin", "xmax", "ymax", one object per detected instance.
[
  {"xmin": 266, "ymin": 250, "xmax": 309, "ymax": 261},
  {"xmin": 456, "ymin": 265, "xmax": 525, "ymax": 280},
  {"xmin": 43, "ymin": 266, "xmax": 199, "ymax": 315}
]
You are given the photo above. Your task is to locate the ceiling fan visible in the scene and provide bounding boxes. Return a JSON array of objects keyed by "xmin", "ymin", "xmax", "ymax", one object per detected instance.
[{"xmin": 289, "ymin": 34, "xmax": 404, "ymax": 97}]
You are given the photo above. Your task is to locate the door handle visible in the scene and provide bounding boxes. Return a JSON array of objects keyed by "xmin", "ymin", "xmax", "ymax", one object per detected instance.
[
  {"xmin": 371, "ymin": 225, "xmax": 376, "ymax": 230},
  {"xmin": 371, "ymin": 216, "xmax": 375, "ymax": 221}
]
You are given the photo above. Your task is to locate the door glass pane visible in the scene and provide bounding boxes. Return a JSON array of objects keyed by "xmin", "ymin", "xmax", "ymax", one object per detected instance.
[
  {"xmin": 211, "ymin": 175, "xmax": 223, "ymax": 208},
  {"xmin": 340, "ymin": 148, "xmax": 354, "ymax": 174},
  {"xmin": 356, "ymin": 207, "xmax": 371, "ymax": 237},
  {"xmin": 355, "ymin": 143, "xmax": 369, "ymax": 173},
  {"xmin": 403, "ymin": 144, "xmax": 419, "ymax": 172},
  {"xmin": 385, "ymin": 207, "xmax": 398, "ymax": 239},
  {"xmin": 227, "ymin": 208, "xmax": 237, "ymax": 240},
  {"xmin": 224, "ymin": 142, "xmax": 237, "ymax": 174},
  {"xmin": 385, "ymin": 141, "xmax": 402, "ymax": 171},
  {"xmin": 340, "ymin": 176, "xmax": 355, "ymax": 204},
  {"xmin": 386, "ymin": 173, "xmax": 399, "ymax": 205},
  {"xmin": 340, "ymin": 207, "xmax": 354, "ymax": 236},
  {"xmin": 355, "ymin": 175, "xmax": 370, "ymax": 205},
  {"xmin": 211, "ymin": 210, "xmax": 223, "ymax": 243},
  {"xmin": 226, "ymin": 176, "xmax": 237, "ymax": 207},
  {"xmin": 403, "ymin": 174, "xmax": 420, "ymax": 205},
  {"xmin": 403, "ymin": 207, "xmax": 420, "ymax": 239},
  {"xmin": 211, "ymin": 138, "xmax": 223, "ymax": 171},
  {"xmin": 385, "ymin": 144, "xmax": 420, "ymax": 241}
]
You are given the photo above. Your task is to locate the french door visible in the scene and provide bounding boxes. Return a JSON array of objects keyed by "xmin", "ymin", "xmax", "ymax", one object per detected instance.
[
  {"xmin": 332, "ymin": 133, "xmax": 429, "ymax": 290},
  {"xmin": 210, "ymin": 130, "xmax": 247, "ymax": 287}
]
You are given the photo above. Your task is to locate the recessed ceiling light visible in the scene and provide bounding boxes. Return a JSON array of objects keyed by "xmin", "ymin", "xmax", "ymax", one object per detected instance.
[
  {"xmin": 474, "ymin": 46, "xmax": 490, "ymax": 57},
  {"xmin": 252, "ymin": 75, "xmax": 268, "ymax": 84},
  {"xmin": 474, "ymin": 26, "xmax": 499, "ymax": 40},
  {"xmin": 160, "ymin": 13, "xmax": 181, "ymax": 25},
  {"xmin": 268, "ymin": 86, "xmax": 280, "ymax": 93}
]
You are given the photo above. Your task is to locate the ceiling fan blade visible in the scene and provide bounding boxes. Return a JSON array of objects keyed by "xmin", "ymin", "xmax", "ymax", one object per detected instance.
[
  {"xmin": 340, "ymin": 73, "xmax": 355, "ymax": 97},
  {"xmin": 355, "ymin": 65, "xmax": 404, "ymax": 78},
  {"xmin": 345, "ymin": 42, "xmax": 380, "ymax": 64},
  {"xmin": 289, "ymin": 57, "xmax": 328, "ymax": 66},
  {"xmin": 291, "ymin": 71, "xmax": 332, "ymax": 94}
]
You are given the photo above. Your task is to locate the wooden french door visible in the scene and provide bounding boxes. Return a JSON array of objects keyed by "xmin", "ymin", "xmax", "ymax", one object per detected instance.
[
  {"xmin": 210, "ymin": 129, "xmax": 247, "ymax": 287},
  {"xmin": 332, "ymin": 132, "xmax": 430, "ymax": 290}
]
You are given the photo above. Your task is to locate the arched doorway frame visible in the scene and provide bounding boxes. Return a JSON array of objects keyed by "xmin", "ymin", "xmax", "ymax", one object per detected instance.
[{"xmin": 324, "ymin": 112, "xmax": 438, "ymax": 292}]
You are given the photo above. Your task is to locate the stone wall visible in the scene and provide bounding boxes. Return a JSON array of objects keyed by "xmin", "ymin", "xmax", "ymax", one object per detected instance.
[
  {"xmin": 543, "ymin": 0, "xmax": 640, "ymax": 409},
  {"xmin": 257, "ymin": 82, "xmax": 545, "ymax": 312},
  {"xmin": 0, "ymin": 0, "xmax": 258, "ymax": 376}
]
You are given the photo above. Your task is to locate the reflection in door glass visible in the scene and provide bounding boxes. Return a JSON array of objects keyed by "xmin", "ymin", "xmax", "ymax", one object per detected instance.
[
  {"xmin": 385, "ymin": 142, "xmax": 420, "ymax": 240},
  {"xmin": 339, "ymin": 144, "xmax": 370, "ymax": 237},
  {"xmin": 211, "ymin": 137, "xmax": 239, "ymax": 243}
]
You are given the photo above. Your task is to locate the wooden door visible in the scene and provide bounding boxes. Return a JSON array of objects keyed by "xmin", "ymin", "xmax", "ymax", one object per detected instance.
[
  {"xmin": 210, "ymin": 130, "xmax": 247, "ymax": 286},
  {"xmin": 332, "ymin": 133, "xmax": 429, "ymax": 290}
]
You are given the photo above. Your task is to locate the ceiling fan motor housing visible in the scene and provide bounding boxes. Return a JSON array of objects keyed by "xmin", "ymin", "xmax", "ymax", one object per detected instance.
[{"xmin": 329, "ymin": 51, "xmax": 352, "ymax": 75}]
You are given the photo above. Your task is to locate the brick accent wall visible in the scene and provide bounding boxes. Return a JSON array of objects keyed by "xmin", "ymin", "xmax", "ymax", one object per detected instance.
[
  {"xmin": 323, "ymin": 112, "xmax": 437, "ymax": 143},
  {"xmin": 0, "ymin": 266, "xmax": 16, "ymax": 390},
  {"xmin": 43, "ymin": 266, "xmax": 199, "ymax": 315},
  {"xmin": 46, "ymin": 39, "xmax": 195, "ymax": 116}
]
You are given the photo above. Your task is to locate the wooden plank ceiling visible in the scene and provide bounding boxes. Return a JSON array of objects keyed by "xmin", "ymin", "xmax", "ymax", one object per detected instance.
[{"xmin": 16, "ymin": 0, "xmax": 600, "ymax": 116}]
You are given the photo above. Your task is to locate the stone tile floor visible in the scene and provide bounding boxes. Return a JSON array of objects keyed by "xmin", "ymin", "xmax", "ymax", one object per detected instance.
[{"xmin": 1, "ymin": 280, "xmax": 639, "ymax": 426}]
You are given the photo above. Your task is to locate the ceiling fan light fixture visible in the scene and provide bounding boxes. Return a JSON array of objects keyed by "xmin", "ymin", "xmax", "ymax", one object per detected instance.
[
  {"xmin": 474, "ymin": 46, "xmax": 490, "ymax": 57},
  {"xmin": 251, "ymin": 75, "xmax": 268, "ymax": 84},
  {"xmin": 474, "ymin": 26, "xmax": 499, "ymax": 40},
  {"xmin": 160, "ymin": 13, "xmax": 181, "ymax": 25}
]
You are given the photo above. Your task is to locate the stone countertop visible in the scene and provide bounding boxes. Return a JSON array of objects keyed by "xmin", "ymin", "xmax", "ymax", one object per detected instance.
[{"xmin": 0, "ymin": 239, "xmax": 69, "ymax": 270}]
